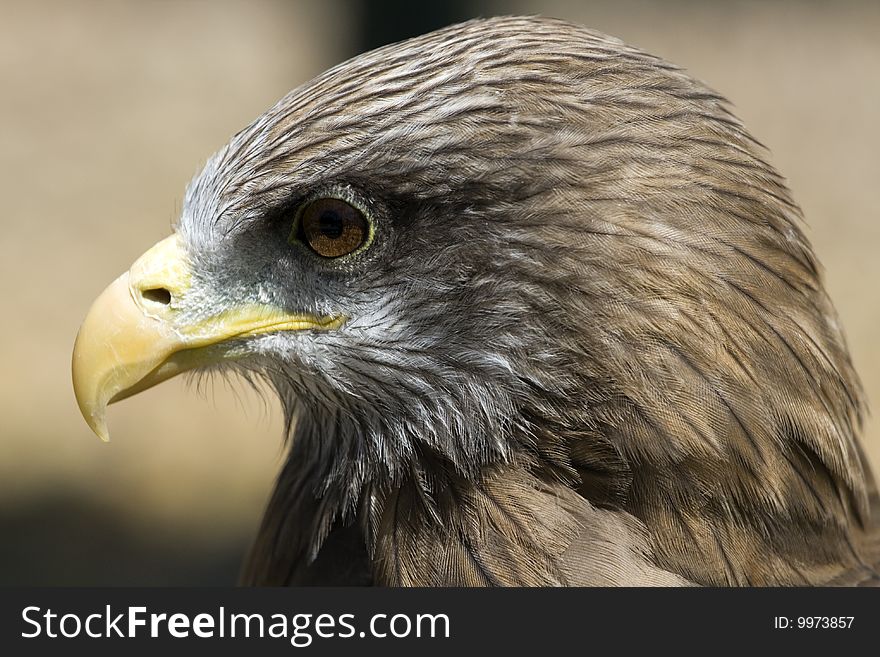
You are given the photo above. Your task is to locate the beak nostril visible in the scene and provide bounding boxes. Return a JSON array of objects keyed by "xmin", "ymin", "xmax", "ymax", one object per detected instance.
[{"xmin": 141, "ymin": 287, "xmax": 172, "ymax": 305}]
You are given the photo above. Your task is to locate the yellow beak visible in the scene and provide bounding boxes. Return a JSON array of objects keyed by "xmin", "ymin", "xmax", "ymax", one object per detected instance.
[{"xmin": 72, "ymin": 234, "xmax": 343, "ymax": 441}]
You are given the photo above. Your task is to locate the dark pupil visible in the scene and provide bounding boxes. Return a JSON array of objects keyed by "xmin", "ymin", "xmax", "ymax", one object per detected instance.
[{"xmin": 318, "ymin": 210, "xmax": 344, "ymax": 239}]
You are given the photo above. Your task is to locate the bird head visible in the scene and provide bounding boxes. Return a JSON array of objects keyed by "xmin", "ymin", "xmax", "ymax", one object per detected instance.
[
  {"xmin": 74, "ymin": 18, "xmax": 625, "ymax": 485},
  {"xmin": 72, "ymin": 16, "xmax": 870, "ymax": 584}
]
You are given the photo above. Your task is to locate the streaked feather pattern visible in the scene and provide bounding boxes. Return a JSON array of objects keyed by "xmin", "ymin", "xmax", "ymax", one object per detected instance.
[{"xmin": 173, "ymin": 16, "xmax": 878, "ymax": 585}]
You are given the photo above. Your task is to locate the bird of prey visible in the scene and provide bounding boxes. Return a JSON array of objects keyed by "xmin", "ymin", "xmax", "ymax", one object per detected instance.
[{"xmin": 72, "ymin": 16, "xmax": 879, "ymax": 586}]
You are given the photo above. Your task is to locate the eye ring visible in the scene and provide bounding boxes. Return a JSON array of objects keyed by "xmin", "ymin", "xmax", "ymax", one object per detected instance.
[{"xmin": 289, "ymin": 195, "xmax": 373, "ymax": 259}]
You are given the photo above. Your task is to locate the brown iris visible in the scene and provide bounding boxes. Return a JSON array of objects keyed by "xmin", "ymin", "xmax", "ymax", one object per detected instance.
[{"xmin": 295, "ymin": 197, "xmax": 369, "ymax": 258}]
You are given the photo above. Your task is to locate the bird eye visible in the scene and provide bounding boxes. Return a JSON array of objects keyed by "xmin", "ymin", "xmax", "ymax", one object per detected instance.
[{"xmin": 294, "ymin": 197, "xmax": 370, "ymax": 258}]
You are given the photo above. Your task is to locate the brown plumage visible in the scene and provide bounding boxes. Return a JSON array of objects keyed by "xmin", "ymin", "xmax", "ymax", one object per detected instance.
[{"xmin": 74, "ymin": 16, "xmax": 879, "ymax": 585}]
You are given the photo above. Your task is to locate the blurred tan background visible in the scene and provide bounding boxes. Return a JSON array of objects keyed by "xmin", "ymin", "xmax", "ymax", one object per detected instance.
[{"xmin": 1, "ymin": 0, "xmax": 877, "ymax": 584}]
